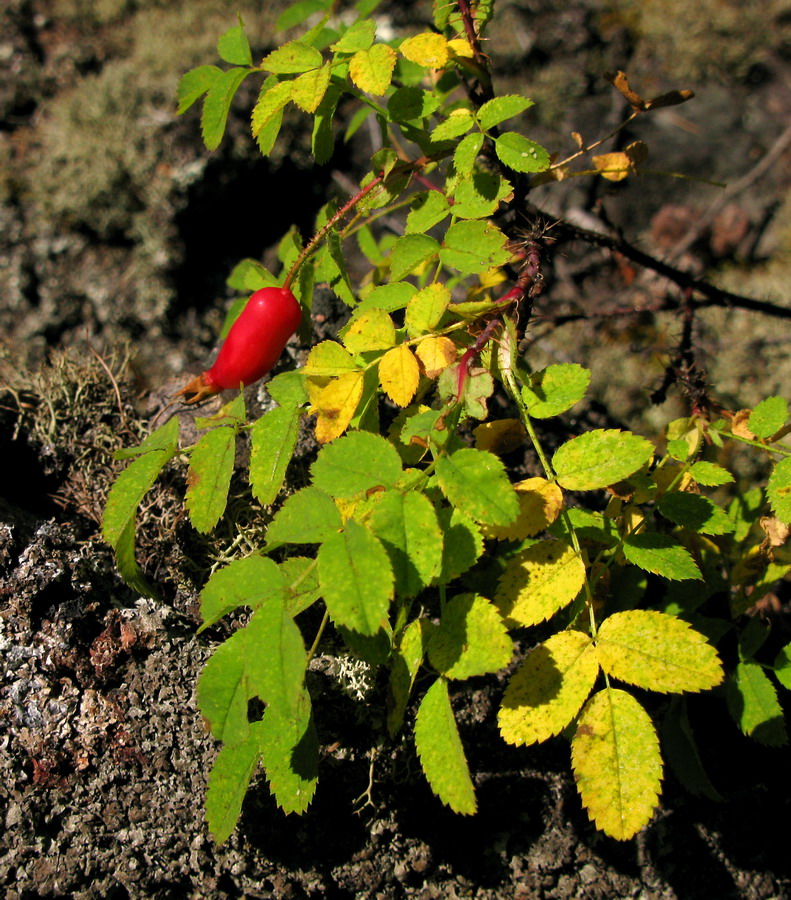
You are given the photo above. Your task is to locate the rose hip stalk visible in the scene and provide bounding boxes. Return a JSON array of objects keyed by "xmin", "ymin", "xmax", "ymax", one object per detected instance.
[{"xmin": 177, "ymin": 286, "xmax": 302, "ymax": 404}]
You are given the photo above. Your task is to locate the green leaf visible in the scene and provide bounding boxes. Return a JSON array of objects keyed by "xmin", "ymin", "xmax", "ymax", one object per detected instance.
[
  {"xmin": 388, "ymin": 618, "xmax": 432, "ymax": 736},
  {"xmin": 495, "ymin": 538, "xmax": 586, "ymax": 628},
  {"xmin": 435, "ymin": 448, "xmax": 519, "ymax": 527},
  {"xmin": 387, "ymin": 86, "xmax": 440, "ymax": 122},
  {"xmin": 250, "ymin": 592, "xmax": 308, "ymax": 716},
  {"xmin": 405, "ymin": 282, "xmax": 450, "ymax": 337},
  {"xmin": 774, "ymin": 642, "xmax": 791, "ymax": 691},
  {"xmin": 267, "ymin": 370, "xmax": 308, "ymax": 407},
  {"xmin": 250, "ymin": 406, "xmax": 301, "ymax": 507},
  {"xmin": 658, "ymin": 492, "xmax": 735, "ymax": 535},
  {"xmin": 389, "ymin": 234, "xmax": 441, "ymax": 280},
  {"xmin": 747, "ymin": 396, "xmax": 788, "ymax": 439},
  {"xmin": 251, "ymin": 79, "xmax": 294, "ymax": 138},
  {"xmin": 205, "ymin": 733, "xmax": 260, "ymax": 844},
  {"xmin": 767, "ymin": 456, "xmax": 791, "ymax": 525},
  {"xmin": 405, "ymin": 191, "xmax": 451, "ymax": 234},
  {"xmin": 103, "ymin": 417, "xmax": 179, "ymax": 547},
  {"xmin": 662, "ymin": 698, "xmax": 723, "ymax": 801},
  {"xmin": 263, "ymin": 41, "xmax": 324, "ymax": 73},
  {"xmin": 689, "ymin": 461, "xmax": 734, "ymax": 486},
  {"xmin": 414, "ymin": 678, "xmax": 477, "ymax": 814},
  {"xmin": 226, "ymin": 258, "xmax": 279, "ymax": 293},
  {"xmin": 430, "ymin": 109, "xmax": 474, "ymax": 141},
  {"xmin": 477, "ymin": 94, "xmax": 535, "ymax": 131},
  {"xmin": 201, "ymin": 67, "xmax": 250, "ymax": 151},
  {"xmin": 186, "ymin": 425, "xmax": 237, "ymax": 534},
  {"xmin": 318, "ymin": 520, "xmax": 394, "ymax": 634},
  {"xmin": 357, "ymin": 282, "xmax": 417, "ymax": 313},
  {"xmin": 726, "ymin": 660, "xmax": 787, "ymax": 746},
  {"xmin": 453, "ymin": 132, "xmax": 484, "ymax": 175},
  {"xmin": 199, "ymin": 555, "xmax": 285, "ymax": 631},
  {"xmin": 279, "ymin": 557, "xmax": 322, "ymax": 616},
  {"xmin": 552, "ymin": 429, "xmax": 654, "ymax": 491},
  {"xmin": 435, "ymin": 507, "xmax": 483, "ymax": 584},
  {"xmin": 310, "ymin": 431, "xmax": 403, "ymax": 498},
  {"xmin": 277, "ymin": 0, "xmax": 326, "ymax": 30},
  {"xmin": 428, "ymin": 594, "xmax": 513, "ymax": 679},
  {"xmin": 439, "ymin": 220, "xmax": 511, "ymax": 275},
  {"xmin": 499, "ymin": 631, "xmax": 599, "ymax": 745},
  {"xmin": 494, "ymin": 132, "xmax": 550, "ymax": 173},
  {"xmin": 369, "ymin": 490, "xmax": 444, "ymax": 598},
  {"xmin": 595, "ymin": 610, "xmax": 723, "ymax": 693},
  {"xmin": 177, "ymin": 65, "xmax": 222, "ymax": 115},
  {"xmin": 266, "ymin": 486, "xmax": 342, "ymax": 544},
  {"xmin": 197, "ymin": 628, "xmax": 253, "ymax": 744},
  {"xmin": 572, "ymin": 688, "xmax": 663, "ymax": 840},
  {"xmin": 451, "ymin": 172, "xmax": 512, "ymax": 219},
  {"xmin": 217, "ymin": 19, "xmax": 253, "ymax": 66},
  {"xmin": 331, "ymin": 19, "xmax": 376, "ymax": 52},
  {"xmin": 312, "ymin": 83, "xmax": 341, "ymax": 164},
  {"xmin": 521, "ymin": 364, "xmax": 591, "ymax": 418},
  {"xmin": 622, "ymin": 533, "xmax": 702, "ymax": 581},
  {"xmin": 259, "ymin": 688, "xmax": 319, "ymax": 814}
]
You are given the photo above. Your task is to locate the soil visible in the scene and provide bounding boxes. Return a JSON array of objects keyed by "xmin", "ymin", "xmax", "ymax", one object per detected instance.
[{"xmin": 2, "ymin": 1, "xmax": 791, "ymax": 898}]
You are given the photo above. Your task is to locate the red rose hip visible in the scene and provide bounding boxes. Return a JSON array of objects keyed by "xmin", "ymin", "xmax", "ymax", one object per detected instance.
[{"xmin": 177, "ymin": 286, "xmax": 302, "ymax": 404}]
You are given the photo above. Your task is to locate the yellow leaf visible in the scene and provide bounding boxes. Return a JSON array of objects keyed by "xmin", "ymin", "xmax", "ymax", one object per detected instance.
[
  {"xmin": 314, "ymin": 371, "xmax": 364, "ymax": 443},
  {"xmin": 399, "ymin": 32, "xmax": 449, "ymax": 68},
  {"xmin": 349, "ymin": 44, "xmax": 397, "ymax": 95},
  {"xmin": 415, "ymin": 336, "xmax": 457, "ymax": 378},
  {"xmin": 447, "ymin": 38, "xmax": 474, "ymax": 59},
  {"xmin": 595, "ymin": 610, "xmax": 723, "ymax": 693},
  {"xmin": 572, "ymin": 687, "xmax": 663, "ymax": 840},
  {"xmin": 592, "ymin": 151, "xmax": 631, "ymax": 182},
  {"xmin": 379, "ymin": 344, "xmax": 420, "ymax": 407},
  {"xmin": 473, "ymin": 419, "xmax": 526, "ymax": 456},
  {"xmin": 495, "ymin": 538, "xmax": 586, "ymax": 628},
  {"xmin": 405, "ymin": 282, "xmax": 450, "ymax": 338},
  {"xmin": 483, "ymin": 477, "xmax": 563, "ymax": 541},
  {"xmin": 342, "ymin": 308, "xmax": 396, "ymax": 353},
  {"xmin": 304, "ymin": 340, "xmax": 358, "ymax": 376},
  {"xmin": 499, "ymin": 631, "xmax": 598, "ymax": 746},
  {"xmin": 305, "ymin": 374, "xmax": 330, "ymax": 407}
]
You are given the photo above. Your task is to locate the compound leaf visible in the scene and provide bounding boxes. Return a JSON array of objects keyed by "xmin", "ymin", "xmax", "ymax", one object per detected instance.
[
  {"xmin": 428, "ymin": 594, "xmax": 513, "ymax": 679},
  {"xmin": 199, "ymin": 555, "xmax": 285, "ymax": 631},
  {"xmin": 571, "ymin": 687, "xmax": 663, "ymax": 840},
  {"xmin": 250, "ymin": 405, "xmax": 301, "ymax": 506},
  {"xmin": 414, "ymin": 678, "xmax": 477, "ymax": 814},
  {"xmin": 205, "ymin": 732, "xmax": 260, "ymax": 845},
  {"xmin": 379, "ymin": 344, "xmax": 420, "ymax": 407},
  {"xmin": 318, "ymin": 520, "xmax": 393, "ymax": 634},
  {"xmin": 658, "ymin": 492, "xmax": 735, "ymax": 536},
  {"xmin": 622, "ymin": 533, "xmax": 702, "ymax": 581},
  {"xmin": 767, "ymin": 456, "xmax": 791, "ymax": 525},
  {"xmin": 595, "ymin": 610, "xmax": 723, "ymax": 693},
  {"xmin": 521, "ymin": 364, "xmax": 591, "ymax": 419},
  {"xmin": 259, "ymin": 688, "xmax": 319, "ymax": 814},
  {"xmin": 186, "ymin": 424, "xmax": 237, "ymax": 533},
  {"xmin": 311, "ymin": 430, "xmax": 403, "ymax": 498},
  {"xmin": 477, "ymin": 94, "xmax": 535, "ymax": 131},
  {"xmin": 747, "ymin": 396, "xmax": 788, "ymax": 439},
  {"xmin": 369, "ymin": 489, "xmax": 444, "ymax": 598},
  {"xmin": 266, "ymin": 486, "xmax": 342, "ymax": 544},
  {"xmin": 553, "ymin": 429, "xmax": 653, "ymax": 491},
  {"xmin": 499, "ymin": 630, "xmax": 599, "ymax": 745},
  {"xmin": 349, "ymin": 43, "xmax": 397, "ymax": 95},
  {"xmin": 202, "ymin": 67, "xmax": 250, "ymax": 150},
  {"xmin": 726, "ymin": 660, "xmax": 787, "ymax": 746},
  {"xmin": 495, "ymin": 538, "xmax": 586, "ymax": 628},
  {"xmin": 435, "ymin": 448, "xmax": 519, "ymax": 527}
]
